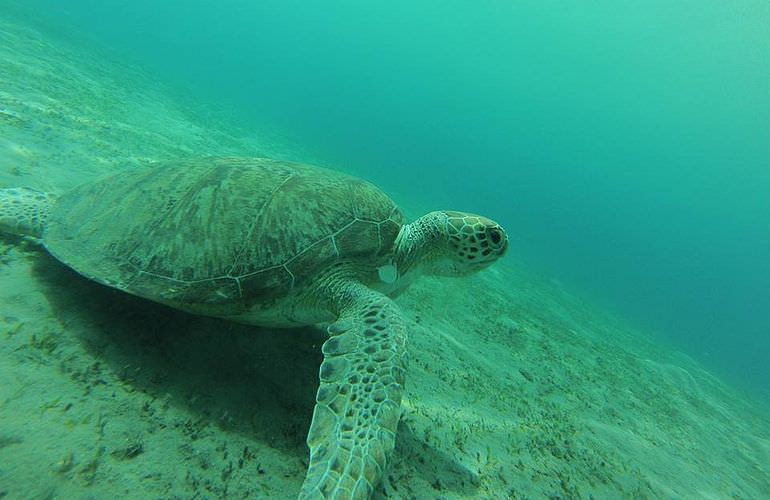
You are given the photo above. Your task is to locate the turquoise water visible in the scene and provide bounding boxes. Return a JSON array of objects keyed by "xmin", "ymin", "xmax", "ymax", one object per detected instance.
[
  {"xmin": 8, "ymin": 0, "xmax": 770, "ymax": 401},
  {"xmin": 2, "ymin": 2, "xmax": 770, "ymax": 497}
]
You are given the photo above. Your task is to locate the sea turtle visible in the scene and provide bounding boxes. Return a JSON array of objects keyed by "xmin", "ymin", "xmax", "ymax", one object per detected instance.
[{"xmin": 0, "ymin": 157, "xmax": 508, "ymax": 498}]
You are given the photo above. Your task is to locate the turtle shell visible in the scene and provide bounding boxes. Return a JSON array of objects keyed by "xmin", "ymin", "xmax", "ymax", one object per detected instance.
[{"xmin": 44, "ymin": 158, "xmax": 403, "ymax": 313}]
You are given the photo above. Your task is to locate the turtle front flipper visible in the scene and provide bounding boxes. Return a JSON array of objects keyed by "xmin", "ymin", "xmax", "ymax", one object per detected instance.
[
  {"xmin": 0, "ymin": 187, "xmax": 56, "ymax": 238},
  {"xmin": 300, "ymin": 283, "xmax": 407, "ymax": 499}
]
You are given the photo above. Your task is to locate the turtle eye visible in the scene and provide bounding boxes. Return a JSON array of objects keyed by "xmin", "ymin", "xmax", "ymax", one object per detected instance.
[{"xmin": 488, "ymin": 227, "xmax": 503, "ymax": 245}]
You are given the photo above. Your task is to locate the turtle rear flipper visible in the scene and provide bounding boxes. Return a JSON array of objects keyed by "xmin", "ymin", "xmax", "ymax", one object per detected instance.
[
  {"xmin": 0, "ymin": 187, "xmax": 56, "ymax": 238},
  {"xmin": 300, "ymin": 282, "xmax": 407, "ymax": 498}
]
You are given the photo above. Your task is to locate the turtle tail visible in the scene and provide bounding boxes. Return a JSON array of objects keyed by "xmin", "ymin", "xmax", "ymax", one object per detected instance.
[{"xmin": 0, "ymin": 187, "xmax": 57, "ymax": 238}]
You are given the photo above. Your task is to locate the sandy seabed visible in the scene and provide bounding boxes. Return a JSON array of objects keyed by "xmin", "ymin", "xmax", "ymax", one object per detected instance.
[{"xmin": 0, "ymin": 16, "xmax": 768, "ymax": 500}]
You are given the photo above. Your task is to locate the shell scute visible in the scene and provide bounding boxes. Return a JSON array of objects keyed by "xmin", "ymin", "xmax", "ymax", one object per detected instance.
[
  {"xmin": 335, "ymin": 219, "xmax": 382, "ymax": 256},
  {"xmin": 238, "ymin": 266, "xmax": 294, "ymax": 303},
  {"xmin": 286, "ymin": 237, "xmax": 339, "ymax": 280},
  {"xmin": 377, "ymin": 218, "xmax": 402, "ymax": 256}
]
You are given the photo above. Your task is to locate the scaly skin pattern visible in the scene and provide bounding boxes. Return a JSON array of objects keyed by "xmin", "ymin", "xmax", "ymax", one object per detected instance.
[
  {"xmin": 394, "ymin": 210, "xmax": 508, "ymax": 277},
  {"xmin": 299, "ymin": 280, "xmax": 407, "ymax": 499},
  {"xmin": 0, "ymin": 187, "xmax": 56, "ymax": 238},
  {"xmin": 0, "ymin": 158, "xmax": 509, "ymax": 499}
]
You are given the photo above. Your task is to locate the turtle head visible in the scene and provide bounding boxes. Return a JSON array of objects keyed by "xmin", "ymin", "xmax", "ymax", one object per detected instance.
[
  {"xmin": 432, "ymin": 211, "xmax": 508, "ymax": 276},
  {"xmin": 397, "ymin": 210, "xmax": 508, "ymax": 277}
]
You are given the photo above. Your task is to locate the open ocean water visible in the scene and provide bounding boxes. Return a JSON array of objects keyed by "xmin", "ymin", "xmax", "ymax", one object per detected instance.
[{"xmin": 1, "ymin": 1, "xmax": 768, "ymax": 498}]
